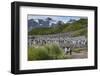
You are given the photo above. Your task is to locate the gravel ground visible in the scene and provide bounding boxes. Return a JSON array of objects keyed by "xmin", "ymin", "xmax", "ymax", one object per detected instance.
[{"xmin": 65, "ymin": 50, "xmax": 88, "ymax": 59}]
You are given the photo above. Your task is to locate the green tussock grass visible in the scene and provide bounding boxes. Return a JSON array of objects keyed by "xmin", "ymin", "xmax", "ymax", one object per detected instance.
[{"xmin": 28, "ymin": 43, "xmax": 65, "ymax": 61}]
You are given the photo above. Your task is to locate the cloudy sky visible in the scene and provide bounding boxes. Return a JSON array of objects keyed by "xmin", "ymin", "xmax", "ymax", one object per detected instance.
[{"xmin": 28, "ymin": 15, "xmax": 87, "ymax": 23}]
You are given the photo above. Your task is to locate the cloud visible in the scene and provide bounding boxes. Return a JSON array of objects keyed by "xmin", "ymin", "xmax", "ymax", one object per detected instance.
[{"xmin": 28, "ymin": 15, "xmax": 87, "ymax": 23}]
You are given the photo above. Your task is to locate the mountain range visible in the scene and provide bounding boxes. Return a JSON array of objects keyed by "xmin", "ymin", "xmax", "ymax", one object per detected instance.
[{"xmin": 28, "ymin": 18, "xmax": 88, "ymax": 37}]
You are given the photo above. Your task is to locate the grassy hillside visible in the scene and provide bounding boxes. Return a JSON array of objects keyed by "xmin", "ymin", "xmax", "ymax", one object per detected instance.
[
  {"xmin": 71, "ymin": 28, "xmax": 87, "ymax": 37},
  {"xmin": 28, "ymin": 18, "xmax": 87, "ymax": 36}
]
